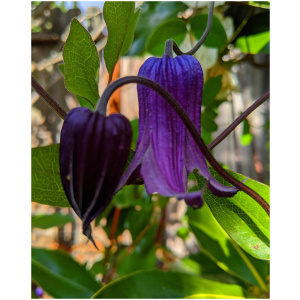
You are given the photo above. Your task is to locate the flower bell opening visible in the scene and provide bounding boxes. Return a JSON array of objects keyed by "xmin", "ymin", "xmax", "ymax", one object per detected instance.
[
  {"xmin": 59, "ymin": 107, "xmax": 132, "ymax": 247},
  {"xmin": 116, "ymin": 54, "xmax": 239, "ymax": 208}
]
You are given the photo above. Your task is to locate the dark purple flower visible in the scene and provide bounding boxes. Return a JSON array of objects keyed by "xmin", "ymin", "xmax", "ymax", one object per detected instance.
[
  {"xmin": 117, "ymin": 54, "xmax": 238, "ymax": 208},
  {"xmin": 59, "ymin": 108, "xmax": 132, "ymax": 245}
]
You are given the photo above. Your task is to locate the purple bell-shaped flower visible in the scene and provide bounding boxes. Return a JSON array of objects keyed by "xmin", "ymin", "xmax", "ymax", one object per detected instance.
[
  {"xmin": 117, "ymin": 54, "xmax": 238, "ymax": 208},
  {"xmin": 59, "ymin": 107, "xmax": 132, "ymax": 245}
]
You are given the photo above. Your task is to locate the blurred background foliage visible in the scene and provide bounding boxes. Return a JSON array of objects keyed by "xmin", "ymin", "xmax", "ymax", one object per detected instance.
[{"xmin": 31, "ymin": 1, "xmax": 269, "ymax": 298}]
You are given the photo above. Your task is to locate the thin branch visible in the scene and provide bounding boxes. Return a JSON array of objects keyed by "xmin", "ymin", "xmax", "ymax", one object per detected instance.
[
  {"xmin": 31, "ymin": 76, "xmax": 67, "ymax": 120},
  {"xmin": 208, "ymin": 91, "xmax": 270, "ymax": 151}
]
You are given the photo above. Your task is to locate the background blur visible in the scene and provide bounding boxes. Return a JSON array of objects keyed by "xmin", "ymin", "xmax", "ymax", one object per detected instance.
[{"xmin": 31, "ymin": 1, "xmax": 270, "ymax": 298}]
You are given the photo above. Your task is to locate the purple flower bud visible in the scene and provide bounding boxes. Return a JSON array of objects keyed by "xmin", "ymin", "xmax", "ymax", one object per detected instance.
[
  {"xmin": 117, "ymin": 54, "xmax": 238, "ymax": 208},
  {"xmin": 59, "ymin": 108, "xmax": 132, "ymax": 245}
]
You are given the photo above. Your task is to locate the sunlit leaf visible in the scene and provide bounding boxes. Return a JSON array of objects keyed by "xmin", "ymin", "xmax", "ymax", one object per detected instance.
[
  {"xmin": 193, "ymin": 168, "xmax": 270, "ymax": 260},
  {"xmin": 63, "ymin": 18, "xmax": 100, "ymax": 107},
  {"xmin": 187, "ymin": 203, "xmax": 269, "ymax": 290},
  {"xmin": 103, "ymin": 1, "xmax": 140, "ymax": 75}
]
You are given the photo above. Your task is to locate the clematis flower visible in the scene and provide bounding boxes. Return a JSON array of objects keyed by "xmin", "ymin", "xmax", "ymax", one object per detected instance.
[
  {"xmin": 59, "ymin": 107, "xmax": 132, "ymax": 245},
  {"xmin": 116, "ymin": 54, "xmax": 238, "ymax": 208}
]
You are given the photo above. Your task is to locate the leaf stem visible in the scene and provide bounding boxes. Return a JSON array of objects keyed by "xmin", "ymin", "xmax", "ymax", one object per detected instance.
[
  {"xmin": 208, "ymin": 91, "xmax": 270, "ymax": 151},
  {"xmin": 96, "ymin": 76, "xmax": 270, "ymax": 216},
  {"xmin": 31, "ymin": 76, "xmax": 67, "ymax": 120},
  {"xmin": 165, "ymin": 2, "xmax": 214, "ymax": 57}
]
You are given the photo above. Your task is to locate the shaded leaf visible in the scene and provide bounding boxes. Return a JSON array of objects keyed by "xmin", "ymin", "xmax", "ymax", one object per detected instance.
[
  {"xmin": 103, "ymin": 1, "xmax": 140, "ymax": 75},
  {"xmin": 92, "ymin": 269, "xmax": 251, "ymax": 298},
  {"xmin": 63, "ymin": 18, "xmax": 100, "ymax": 107},
  {"xmin": 32, "ymin": 145, "xmax": 70, "ymax": 207},
  {"xmin": 128, "ymin": 1, "xmax": 187, "ymax": 56},
  {"xmin": 190, "ymin": 14, "xmax": 227, "ymax": 49},
  {"xmin": 202, "ymin": 75, "xmax": 223, "ymax": 107},
  {"xmin": 32, "ymin": 248, "xmax": 101, "ymax": 299},
  {"xmin": 31, "ymin": 212, "xmax": 74, "ymax": 229},
  {"xmin": 146, "ymin": 19, "xmax": 187, "ymax": 56},
  {"xmin": 193, "ymin": 168, "xmax": 270, "ymax": 260}
]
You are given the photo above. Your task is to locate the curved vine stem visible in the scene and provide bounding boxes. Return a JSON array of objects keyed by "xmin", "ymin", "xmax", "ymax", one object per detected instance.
[
  {"xmin": 96, "ymin": 76, "xmax": 270, "ymax": 216},
  {"xmin": 165, "ymin": 2, "xmax": 214, "ymax": 57},
  {"xmin": 208, "ymin": 91, "xmax": 270, "ymax": 151}
]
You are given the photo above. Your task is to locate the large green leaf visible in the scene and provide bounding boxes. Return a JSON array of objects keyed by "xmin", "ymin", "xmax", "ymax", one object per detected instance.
[
  {"xmin": 190, "ymin": 14, "xmax": 227, "ymax": 49},
  {"xmin": 128, "ymin": 1, "xmax": 187, "ymax": 56},
  {"xmin": 146, "ymin": 19, "xmax": 187, "ymax": 56},
  {"xmin": 32, "ymin": 247, "xmax": 101, "ymax": 299},
  {"xmin": 193, "ymin": 168, "xmax": 270, "ymax": 260},
  {"xmin": 187, "ymin": 202, "xmax": 269, "ymax": 290},
  {"xmin": 31, "ymin": 212, "xmax": 74, "ymax": 229},
  {"xmin": 58, "ymin": 64, "xmax": 94, "ymax": 110},
  {"xmin": 63, "ymin": 18, "xmax": 100, "ymax": 108},
  {"xmin": 32, "ymin": 144, "xmax": 70, "ymax": 207},
  {"xmin": 103, "ymin": 1, "xmax": 140, "ymax": 75},
  {"xmin": 92, "ymin": 269, "xmax": 251, "ymax": 298}
]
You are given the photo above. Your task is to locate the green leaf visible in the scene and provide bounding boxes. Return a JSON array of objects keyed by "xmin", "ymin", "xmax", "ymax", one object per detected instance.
[
  {"xmin": 32, "ymin": 145, "xmax": 70, "ymax": 207},
  {"xmin": 169, "ymin": 252, "xmax": 246, "ymax": 286},
  {"xmin": 128, "ymin": 1, "xmax": 187, "ymax": 56},
  {"xmin": 32, "ymin": 212, "xmax": 74, "ymax": 229},
  {"xmin": 146, "ymin": 19, "xmax": 187, "ymax": 56},
  {"xmin": 32, "ymin": 247, "xmax": 101, "ymax": 298},
  {"xmin": 63, "ymin": 18, "xmax": 100, "ymax": 107},
  {"xmin": 58, "ymin": 64, "xmax": 94, "ymax": 110},
  {"xmin": 202, "ymin": 75, "xmax": 223, "ymax": 107},
  {"xmin": 193, "ymin": 168, "xmax": 270, "ymax": 260},
  {"xmin": 190, "ymin": 14, "xmax": 227, "ymax": 49},
  {"xmin": 117, "ymin": 247, "xmax": 157, "ymax": 277},
  {"xmin": 201, "ymin": 113, "xmax": 218, "ymax": 132},
  {"xmin": 92, "ymin": 269, "xmax": 251, "ymax": 298},
  {"xmin": 187, "ymin": 203, "xmax": 269, "ymax": 290},
  {"xmin": 238, "ymin": 12, "xmax": 269, "ymax": 36},
  {"xmin": 103, "ymin": 1, "xmax": 140, "ymax": 75},
  {"xmin": 240, "ymin": 118, "xmax": 253, "ymax": 146},
  {"xmin": 235, "ymin": 31, "xmax": 270, "ymax": 54}
]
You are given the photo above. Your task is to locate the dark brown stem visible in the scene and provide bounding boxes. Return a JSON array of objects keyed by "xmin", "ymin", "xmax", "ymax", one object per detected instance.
[
  {"xmin": 31, "ymin": 76, "xmax": 67, "ymax": 120},
  {"xmin": 208, "ymin": 91, "xmax": 270, "ymax": 151},
  {"xmin": 97, "ymin": 76, "xmax": 270, "ymax": 216}
]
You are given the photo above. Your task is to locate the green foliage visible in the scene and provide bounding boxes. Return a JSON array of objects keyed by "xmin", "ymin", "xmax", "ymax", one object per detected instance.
[
  {"xmin": 32, "ymin": 248, "xmax": 101, "ymax": 298},
  {"xmin": 202, "ymin": 75, "xmax": 223, "ymax": 107},
  {"xmin": 190, "ymin": 14, "xmax": 227, "ymax": 49},
  {"xmin": 92, "ymin": 269, "xmax": 251, "ymax": 298},
  {"xmin": 235, "ymin": 31, "xmax": 270, "ymax": 54},
  {"xmin": 240, "ymin": 118, "xmax": 253, "ymax": 146},
  {"xmin": 193, "ymin": 168, "xmax": 270, "ymax": 261},
  {"xmin": 63, "ymin": 18, "xmax": 100, "ymax": 107},
  {"xmin": 58, "ymin": 64, "xmax": 94, "ymax": 110},
  {"xmin": 146, "ymin": 19, "xmax": 187, "ymax": 56},
  {"xmin": 103, "ymin": 1, "xmax": 140, "ymax": 75},
  {"xmin": 32, "ymin": 144, "xmax": 70, "ymax": 207},
  {"xmin": 128, "ymin": 1, "xmax": 187, "ymax": 56},
  {"xmin": 31, "ymin": 212, "xmax": 74, "ymax": 229},
  {"xmin": 187, "ymin": 203, "xmax": 269, "ymax": 290}
]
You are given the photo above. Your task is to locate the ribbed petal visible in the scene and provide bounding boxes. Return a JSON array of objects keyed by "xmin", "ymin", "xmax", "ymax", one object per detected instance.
[
  {"xmin": 60, "ymin": 108, "xmax": 132, "ymax": 242},
  {"xmin": 118, "ymin": 54, "xmax": 238, "ymax": 207}
]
